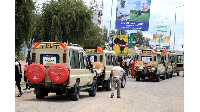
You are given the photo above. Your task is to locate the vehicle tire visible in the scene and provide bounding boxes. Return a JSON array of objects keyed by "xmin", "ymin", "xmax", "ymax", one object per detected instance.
[
  {"xmin": 71, "ymin": 82, "xmax": 80, "ymax": 101},
  {"xmin": 177, "ymin": 72, "xmax": 180, "ymax": 76},
  {"xmin": 162, "ymin": 73, "xmax": 166, "ymax": 80},
  {"xmin": 121, "ymin": 76, "xmax": 126, "ymax": 88},
  {"xmin": 141, "ymin": 76, "xmax": 145, "ymax": 80},
  {"xmin": 56, "ymin": 92, "xmax": 62, "ymax": 95},
  {"xmin": 170, "ymin": 70, "xmax": 173, "ymax": 78},
  {"xmin": 36, "ymin": 94, "xmax": 45, "ymax": 99},
  {"xmin": 156, "ymin": 74, "xmax": 160, "ymax": 82},
  {"xmin": 136, "ymin": 75, "xmax": 140, "ymax": 81},
  {"xmin": 26, "ymin": 63, "xmax": 46, "ymax": 83},
  {"xmin": 105, "ymin": 77, "xmax": 112, "ymax": 91},
  {"xmin": 166, "ymin": 73, "xmax": 169, "ymax": 79},
  {"xmin": 89, "ymin": 81, "xmax": 97, "ymax": 97},
  {"xmin": 136, "ymin": 78, "xmax": 140, "ymax": 81}
]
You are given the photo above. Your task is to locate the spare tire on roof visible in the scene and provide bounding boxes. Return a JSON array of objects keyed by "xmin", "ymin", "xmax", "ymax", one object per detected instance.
[
  {"xmin": 92, "ymin": 62, "xmax": 104, "ymax": 75},
  {"xmin": 26, "ymin": 63, "xmax": 46, "ymax": 83},
  {"xmin": 48, "ymin": 63, "xmax": 69, "ymax": 84}
]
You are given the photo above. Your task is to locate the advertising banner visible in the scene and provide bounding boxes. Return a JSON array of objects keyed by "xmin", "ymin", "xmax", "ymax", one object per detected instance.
[
  {"xmin": 115, "ymin": 0, "xmax": 151, "ymax": 31},
  {"xmin": 152, "ymin": 25, "xmax": 171, "ymax": 46},
  {"xmin": 113, "ymin": 35, "xmax": 128, "ymax": 54}
]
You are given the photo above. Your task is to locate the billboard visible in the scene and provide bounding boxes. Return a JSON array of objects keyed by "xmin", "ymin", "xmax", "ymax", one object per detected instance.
[
  {"xmin": 152, "ymin": 25, "xmax": 171, "ymax": 46},
  {"xmin": 113, "ymin": 35, "xmax": 128, "ymax": 54},
  {"xmin": 115, "ymin": 0, "xmax": 151, "ymax": 31}
]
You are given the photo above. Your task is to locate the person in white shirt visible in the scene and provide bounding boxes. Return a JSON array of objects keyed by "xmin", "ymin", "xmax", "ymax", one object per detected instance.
[
  {"xmin": 116, "ymin": 0, "xmax": 130, "ymax": 21},
  {"xmin": 111, "ymin": 62, "xmax": 125, "ymax": 98}
]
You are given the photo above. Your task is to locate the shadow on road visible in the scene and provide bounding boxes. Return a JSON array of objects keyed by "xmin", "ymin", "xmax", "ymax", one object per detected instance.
[
  {"xmin": 130, "ymin": 78, "xmax": 164, "ymax": 83},
  {"xmin": 24, "ymin": 94, "xmax": 91, "ymax": 102}
]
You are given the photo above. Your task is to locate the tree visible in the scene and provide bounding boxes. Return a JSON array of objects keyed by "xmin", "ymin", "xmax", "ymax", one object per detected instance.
[
  {"xmin": 102, "ymin": 26, "xmax": 108, "ymax": 41},
  {"xmin": 41, "ymin": 0, "xmax": 94, "ymax": 44},
  {"xmin": 15, "ymin": 0, "xmax": 36, "ymax": 55},
  {"xmin": 32, "ymin": 14, "xmax": 42, "ymax": 42},
  {"xmin": 81, "ymin": 24, "xmax": 105, "ymax": 47},
  {"xmin": 116, "ymin": 29, "xmax": 127, "ymax": 35}
]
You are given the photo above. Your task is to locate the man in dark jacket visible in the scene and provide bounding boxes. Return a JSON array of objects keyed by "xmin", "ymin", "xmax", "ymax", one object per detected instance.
[{"xmin": 15, "ymin": 58, "xmax": 22, "ymax": 97}]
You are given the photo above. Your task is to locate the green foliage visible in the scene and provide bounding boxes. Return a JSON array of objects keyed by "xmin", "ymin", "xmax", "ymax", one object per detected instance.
[
  {"xmin": 41, "ymin": 0, "xmax": 94, "ymax": 44},
  {"xmin": 102, "ymin": 26, "xmax": 108, "ymax": 41},
  {"xmin": 17, "ymin": 53, "xmax": 26, "ymax": 61},
  {"xmin": 132, "ymin": 31, "xmax": 150, "ymax": 46},
  {"xmin": 81, "ymin": 24, "xmax": 105, "ymax": 47},
  {"xmin": 16, "ymin": 0, "xmax": 107, "ymax": 55},
  {"xmin": 15, "ymin": 0, "xmax": 36, "ymax": 55},
  {"xmin": 32, "ymin": 14, "xmax": 43, "ymax": 42},
  {"xmin": 116, "ymin": 29, "xmax": 127, "ymax": 35}
]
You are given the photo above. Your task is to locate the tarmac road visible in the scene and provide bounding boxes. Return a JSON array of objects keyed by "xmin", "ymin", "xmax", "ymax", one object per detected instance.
[{"xmin": 15, "ymin": 72, "xmax": 184, "ymax": 112}]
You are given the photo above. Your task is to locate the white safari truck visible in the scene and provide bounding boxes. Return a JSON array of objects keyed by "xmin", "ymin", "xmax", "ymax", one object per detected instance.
[
  {"xmin": 135, "ymin": 49, "xmax": 166, "ymax": 82},
  {"xmin": 169, "ymin": 50, "xmax": 184, "ymax": 76},
  {"xmin": 84, "ymin": 47, "xmax": 126, "ymax": 90},
  {"xmin": 26, "ymin": 42, "xmax": 97, "ymax": 101}
]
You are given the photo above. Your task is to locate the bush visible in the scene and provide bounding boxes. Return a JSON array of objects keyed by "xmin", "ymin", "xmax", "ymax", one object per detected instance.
[{"xmin": 17, "ymin": 53, "xmax": 25, "ymax": 61}]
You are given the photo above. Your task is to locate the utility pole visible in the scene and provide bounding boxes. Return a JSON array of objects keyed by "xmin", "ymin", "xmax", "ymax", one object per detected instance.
[{"xmin": 174, "ymin": 5, "xmax": 184, "ymax": 50}]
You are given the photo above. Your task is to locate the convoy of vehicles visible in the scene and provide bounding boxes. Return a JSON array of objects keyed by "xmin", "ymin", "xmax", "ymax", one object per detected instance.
[
  {"xmin": 24, "ymin": 42, "xmax": 183, "ymax": 100},
  {"xmin": 134, "ymin": 49, "xmax": 184, "ymax": 82}
]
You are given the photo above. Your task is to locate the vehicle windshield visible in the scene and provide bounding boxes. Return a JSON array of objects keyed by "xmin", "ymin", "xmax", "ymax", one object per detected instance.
[{"xmin": 141, "ymin": 56, "xmax": 152, "ymax": 63}]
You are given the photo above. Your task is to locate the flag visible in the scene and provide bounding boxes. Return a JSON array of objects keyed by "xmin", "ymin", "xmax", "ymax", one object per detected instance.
[
  {"xmin": 162, "ymin": 49, "xmax": 167, "ymax": 54},
  {"xmin": 151, "ymin": 50, "xmax": 156, "ymax": 53}
]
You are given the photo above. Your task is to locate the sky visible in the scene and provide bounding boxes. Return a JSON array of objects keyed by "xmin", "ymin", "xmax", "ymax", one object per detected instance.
[
  {"xmin": 35, "ymin": 0, "xmax": 184, "ymax": 50},
  {"xmin": 100, "ymin": 0, "xmax": 184, "ymax": 51}
]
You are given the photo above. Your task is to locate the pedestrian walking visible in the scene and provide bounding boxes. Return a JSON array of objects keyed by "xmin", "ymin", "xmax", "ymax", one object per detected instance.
[
  {"xmin": 123, "ymin": 57, "xmax": 128, "ymax": 76},
  {"xmin": 15, "ymin": 58, "xmax": 22, "ymax": 97},
  {"xmin": 23, "ymin": 58, "xmax": 30, "ymax": 90},
  {"xmin": 111, "ymin": 62, "xmax": 125, "ymax": 98}
]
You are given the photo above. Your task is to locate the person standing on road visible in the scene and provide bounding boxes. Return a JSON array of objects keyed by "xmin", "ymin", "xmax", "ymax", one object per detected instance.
[
  {"xmin": 131, "ymin": 59, "xmax": 135, "ymax": 78},
  {"xmin": 15, "ymin": 58, "xmax": 22, "ymax": 97},
  {"xmin": 111, "ymin": 62, "xmax": 125, "ymax": 98},
  {"xmin": 23, "ymin": 58, "xmax": 30, "ymax": 90}
]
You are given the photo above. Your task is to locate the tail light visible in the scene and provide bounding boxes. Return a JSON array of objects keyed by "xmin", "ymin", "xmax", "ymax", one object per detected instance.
[
  {"xmin": 63, "ymin": 53, "xmax": 66, "ymax": 63},
  {"xmin": 100, "ymin": 55, "xmax": 103, "ymax": 62},
  {"xmin": 32, "ymin": 53, "xmax": 36, "ymax": 62}
]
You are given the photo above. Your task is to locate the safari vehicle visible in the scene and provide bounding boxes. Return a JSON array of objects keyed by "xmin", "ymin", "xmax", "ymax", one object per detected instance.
[
  {"xmin": 26, "ymin": 42, "xmax": 97, "ymax": 101},
  {"xmin": 166, "ymin": 51, "xmax": 177, "ymax": 78},
  {"xmin": 169, "ymin": 50, "xmax": 184, "ymax": 76},
  {"xmin": 84, "ymin": 47, "xmax": 126, "ymax": 90},
  {"xmin": 135, "ymin": 49, "xmax": 166, "ymax": 82},
  {"xmin": 157, "ymin": 49, "xmax": 174, "ymax": 79}
]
